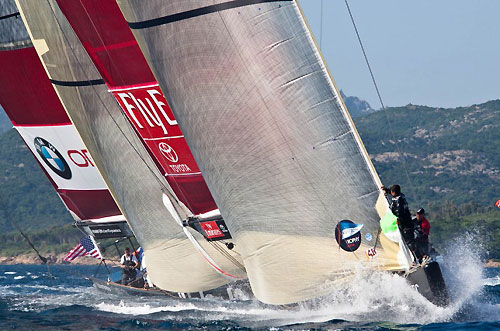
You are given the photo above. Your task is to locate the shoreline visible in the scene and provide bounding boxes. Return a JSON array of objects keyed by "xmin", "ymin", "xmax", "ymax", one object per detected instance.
[
  {"xmin": 0, "ymin": 253, "xmax": 103, "ymax": 265},
  {"xmin": 2, "ymin": 254, "xmax": 500, "ymax": 268},
  {"xmin": 484, "ymin": 260, "xmax": 500, "ymax": 268}
]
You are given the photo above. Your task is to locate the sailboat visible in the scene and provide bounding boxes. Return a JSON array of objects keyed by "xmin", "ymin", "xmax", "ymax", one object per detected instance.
[
  {"xmin": 11, "ymin": 0, "xmax": 447, "ymax": 305},
  {"xmin": 14, "ymin": 0, "xmax": 247, "ymax": 295},
  {"xmin": 116, "ymin": 0, "xmax": 448, "ymax": 305},
  {"xmin": 0, "ymin": 2, "xmax": 130, "ymax": 241}
]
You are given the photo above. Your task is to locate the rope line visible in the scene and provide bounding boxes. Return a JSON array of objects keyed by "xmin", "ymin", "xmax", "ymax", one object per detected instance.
[
  {"xmin": 344, "ymin": 0, "xmax": 420, "ymax": 206},
  {"xmin": 209, "ymin": 241, "xmax": 245, "ymax": 272},
  {"xmin": 319, "ymin": 0, "xmax": 323, "ymax": 50},
  {"xmin": 0, "ymin": 194, "xmax": 53, "ymax": 280}
]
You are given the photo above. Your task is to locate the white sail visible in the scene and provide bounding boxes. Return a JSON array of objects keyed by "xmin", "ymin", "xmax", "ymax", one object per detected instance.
[
  {"xmin": 15, "ymin": 0, "xmax": 246, "ymax": 292},
  {"xmin": 118, "ymin": 0, "xmax": 412, "ymax": 304}
]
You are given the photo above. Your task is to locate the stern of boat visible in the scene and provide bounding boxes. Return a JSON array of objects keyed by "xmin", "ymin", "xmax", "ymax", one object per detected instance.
[{"xmin": 406, "ymin": 261, "xmax": 449, "ymax": 306}]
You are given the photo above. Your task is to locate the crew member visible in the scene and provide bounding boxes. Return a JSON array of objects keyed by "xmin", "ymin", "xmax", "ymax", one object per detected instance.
[
  {"xmin": 413, "ymin": 208, "xmax": 431, "ymax": 262},
  {"xmin": 120, "ymin": 247, "xmax": 139, "ymax": 286},
  {"xmin": 382, "ymin": 184, "xmax": 414, "ymax": 247}
]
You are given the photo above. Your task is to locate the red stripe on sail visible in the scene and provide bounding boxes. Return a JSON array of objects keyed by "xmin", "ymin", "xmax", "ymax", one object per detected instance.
[
  {"xmin": 0, "ymin": 46, "xmax": 123, "ymax": 223},
  {"xmin": 0, "ymin": 48, "xmax": 70, "ymax": 125},
  {"xmin": 59, "ymin": 0, "xmax": 218, "ymax": 214},
  {"xmin": 58, "ymin": 189, "xmax": 122, "ymax": 221},
  {"xmin": 13, "ymin": 122, "xmax": 73, "ymax": 127}
]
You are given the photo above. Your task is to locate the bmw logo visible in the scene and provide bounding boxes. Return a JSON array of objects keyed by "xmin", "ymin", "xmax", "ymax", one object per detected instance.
[{"xmin": 34, "ymin": 137, "xmax": 72, "ymax": 179}]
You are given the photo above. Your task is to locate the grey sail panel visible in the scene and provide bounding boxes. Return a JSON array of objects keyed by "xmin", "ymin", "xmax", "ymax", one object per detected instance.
[
  {"xmin": 118, "ymin": 0, "xmax": 410, "ymax": 304},
  {"xmin": 0, "ymin": 0, "xmax": 30, "ymax": 50},
  {"xmin": 15, "ymin": 0, "xmax": 246, "ymax": 292}
]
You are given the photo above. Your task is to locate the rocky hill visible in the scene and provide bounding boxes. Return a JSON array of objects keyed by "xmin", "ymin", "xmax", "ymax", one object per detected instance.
[
  {"xmin": 354, "ymin": 100, "xmax": 500, "ymax": 208},
  {"xmin": 341, "ymin": 91, "xmax": 376, "ymax": 117}
]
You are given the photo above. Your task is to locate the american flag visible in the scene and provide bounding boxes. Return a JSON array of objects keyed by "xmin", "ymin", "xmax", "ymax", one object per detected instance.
[{"xmin": 64, "ymin": 236, "xmax": 102, "ymax": 262}]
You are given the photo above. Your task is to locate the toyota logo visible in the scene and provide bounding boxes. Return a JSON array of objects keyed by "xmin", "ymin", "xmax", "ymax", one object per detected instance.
[{"xmin": 158, "ymin": 142, "xmax": 178, "ymax": 163}]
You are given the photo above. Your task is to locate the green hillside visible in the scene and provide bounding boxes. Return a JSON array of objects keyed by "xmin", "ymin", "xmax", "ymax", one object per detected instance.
[
  {"xmin": 0, "ymin": 107, "xmax": 11, "ymax": 134},
  {"xmin": 0, "ymin": 129, "xmax": 72, "ymax": 234},
  {"xmin": 354, "ymin": 100, "xmax": 500, "ymax": 208},
  {"xmin": 353, "ymin": 100, "xmax": 500, "ymax": 257}
]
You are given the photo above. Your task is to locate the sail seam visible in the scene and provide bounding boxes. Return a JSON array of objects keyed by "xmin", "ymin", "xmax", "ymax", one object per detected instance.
[{"xmin": 127, "ymin": 0, "xmax": 293, "ymax": 29}]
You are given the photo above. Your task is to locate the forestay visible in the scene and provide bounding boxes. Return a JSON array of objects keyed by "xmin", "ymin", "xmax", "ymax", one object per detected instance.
[
  {"xmin": 118, "ymin": 0, "xmax": 412, "ymax": 304},
  {"xmin": 15, "ymin": 0, "xmax": 246, "ymax": 292}
]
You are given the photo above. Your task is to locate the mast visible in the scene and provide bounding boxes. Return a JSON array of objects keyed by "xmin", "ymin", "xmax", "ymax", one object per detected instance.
[
  {"xmin": 15, "ymin": 0, "xmax": 246, "ymax": 292},
  {"xmin": 118, "ymin": 0, "xmax": 412, "ymax": 304}
]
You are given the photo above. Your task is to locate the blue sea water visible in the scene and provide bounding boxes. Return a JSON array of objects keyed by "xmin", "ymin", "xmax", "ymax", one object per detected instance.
[{"xmin": 0, "ymin": 248, "xmax": 499, "ymax": 330}]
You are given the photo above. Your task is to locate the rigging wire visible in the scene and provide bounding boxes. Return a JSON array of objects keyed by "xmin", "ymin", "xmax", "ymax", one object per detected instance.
[
  {"xmin": 319, "ymin": 0, "xmax": 323, "ymax": 50},
  {"xmin": 209, "ymin": 241, "xmax": 245, "ymax": 272},
  {"xmin": 0, "ymin": 194, "xmax": 53, "ymax": 281},
  {"xmin": 344, "ymin": 0, "xmax": 420, "ymax": 206}
]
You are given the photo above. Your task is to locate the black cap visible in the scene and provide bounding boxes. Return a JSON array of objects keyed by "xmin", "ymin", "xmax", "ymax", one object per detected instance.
[{"xmin": 417, "ymin": 208, "xmax": 425, "ymax": 214}]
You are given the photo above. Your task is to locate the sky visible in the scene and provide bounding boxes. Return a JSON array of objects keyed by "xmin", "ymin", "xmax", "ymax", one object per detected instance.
[{"xmin": 300, "ymin": 0, "xmax": 500, "ymax": 109}]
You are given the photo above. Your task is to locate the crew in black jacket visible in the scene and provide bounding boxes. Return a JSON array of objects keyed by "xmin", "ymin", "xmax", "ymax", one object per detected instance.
[{"xmin": 381, "ymin": 184, "xmax": 414, "ymax": 247}]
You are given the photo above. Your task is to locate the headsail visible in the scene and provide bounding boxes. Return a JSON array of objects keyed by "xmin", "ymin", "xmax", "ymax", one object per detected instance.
[
  {"xmin": 118, "ymin": 0, "xmax": 412, "ymax": 304},
  {"xmin": 0, "ymin": 2, "xmax": 123, "ymax": 224},
  {"xmin": 15, "ymin": 0, "xmax": 246, "ymax": 292}
]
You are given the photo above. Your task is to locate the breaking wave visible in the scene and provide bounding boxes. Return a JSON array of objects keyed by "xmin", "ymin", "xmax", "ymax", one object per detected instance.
[
  {"xmin": 484, "ymin": 276, "xmax": 500, "ymax": 287},
  {"xmin": 1, "ymin": 236, "xmax": 499, "ymax": 329}
]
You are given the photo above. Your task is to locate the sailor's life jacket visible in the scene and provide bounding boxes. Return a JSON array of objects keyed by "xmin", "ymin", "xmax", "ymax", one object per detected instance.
[
  {"xmin": 123, "ymin": 260, "xmax": 136, "ymax": 276},
  {"xmin": 413, "ymin": 216, "xmax": 430, "ymax": 242},
  {"xmin": 388, "ymin": 193, "xmax": 413, "ymax": 229},
  {"xmin": 121, "ymin": 254, "xmax": 137, "ymax": 277}
]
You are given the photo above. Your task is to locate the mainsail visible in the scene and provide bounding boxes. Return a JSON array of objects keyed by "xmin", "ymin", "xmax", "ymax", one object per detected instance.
[
  {"xmin": 0, "ymin": 3, "xmax": 123, "ymax": 225},
  {"xmin": 15, "ymin": 0, "xmax": 246, "ymax": 292},
  {"xmin": 56, "ymin": 0, "xmax": 218, "ymax": 215},
  {"xmin": 118, "ymin": 0, "xmax": 412, "ymax": 304}
]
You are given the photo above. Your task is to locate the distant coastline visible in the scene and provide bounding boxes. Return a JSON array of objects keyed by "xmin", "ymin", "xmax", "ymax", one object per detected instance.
[
  {"xmin": 0, "ymin": 253, "xmax": 102, "ymax": 265},
  {"xmin": 2, "ymin": 254, "xmax": 499, "ymax": 268},
  {"xmin": 484, "ymin": 260, "xmax": 500, "ymax": 268}
]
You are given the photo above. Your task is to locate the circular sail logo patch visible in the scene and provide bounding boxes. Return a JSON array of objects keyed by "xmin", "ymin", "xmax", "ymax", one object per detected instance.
[
  {"xmin": 158, "ymin": 142, "xmax": 178, "ymax": 163},
  {"xmin": 335, "ymin": 220, "xmax": 363, "ymax": 252},
  {"xmin": 34, "ymin": 137, "xmax": 72, "ymax": 179}
]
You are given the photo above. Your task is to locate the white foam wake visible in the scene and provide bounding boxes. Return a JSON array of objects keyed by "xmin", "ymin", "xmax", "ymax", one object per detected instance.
[
  {"xmin": 483, "ymin": 276, "xmax": 500, "ymax": 287},
  {"xmin": 89, "ymin": 232, "xmax": 496, "ymax": 327}
]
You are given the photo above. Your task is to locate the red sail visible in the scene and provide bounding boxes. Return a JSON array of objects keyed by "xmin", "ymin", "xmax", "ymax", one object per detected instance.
[
  {"xmin": 58, "ymin": 0, "xmax": 217, "ymax": 214},
  {"xmin": 0, "ymin": 46, "xmax": 122, "ymax": 222}
]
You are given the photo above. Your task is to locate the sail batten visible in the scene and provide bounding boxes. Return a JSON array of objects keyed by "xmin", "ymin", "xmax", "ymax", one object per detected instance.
[{"xmin": 118, "ymin": 0, "xmax": 410, "ymax": 304}]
